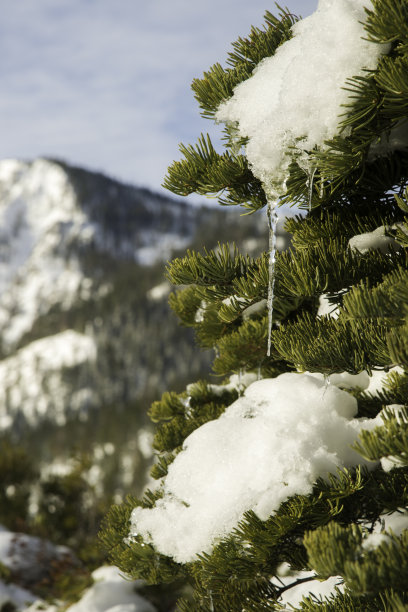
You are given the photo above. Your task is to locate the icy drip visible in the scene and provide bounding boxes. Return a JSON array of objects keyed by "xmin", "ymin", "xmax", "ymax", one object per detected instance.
[
  {"xmin": 208, "ymin": 590, "xmax": 214, "ymax": 612},
  {"xmin": 181, "ymin": 396, "xmax": 193, "ymax": 418},
  {"xmin": 238, "ymin": 368, "xmax": 244, "ymax": 396},
  {"xmin": 307, "ymin": 167, "xmax": 316, "ymax": 212},
  {"xmin": 320, "ymin": 175, "xmax": 325, "ymax": 199},
  {"xmin": 267, "ymin": 199, "xmax": 279, "ymax": 357}
]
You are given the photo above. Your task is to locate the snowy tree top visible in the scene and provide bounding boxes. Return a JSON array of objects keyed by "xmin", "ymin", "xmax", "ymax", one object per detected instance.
[{"xmin": 216, "ymin": 0, "xmax": 388, "ymax": 198}]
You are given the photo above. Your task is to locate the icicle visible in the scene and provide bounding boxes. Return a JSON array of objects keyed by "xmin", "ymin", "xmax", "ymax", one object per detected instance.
[
  {"xmin": 307, "ymin": 166, "xmax": 317, "ymax": 212},
  {"xmin": 323, "ymin": 373, "xmax": 331, "ymax": 395},
  {"xmin": 320, "ymin": 174, "xmax": 325, "ymax": 199},
  {"xmin": 267, "ymin": 199, "xmax": 279, "ymax": 356},
  {"xmin": 181, "ymin": 396, "xmax": 192, "ymax": 418},
  {"xmin": 257, "ymin": 363, "xmax": 262, "ymax": 380},
  {"xmin": 238, "ymin": 367, "xmax": 243, "ymax": 396},
  {"xmin": 208, "ymin": 590, "xmax": 214, "ymax": 612}
]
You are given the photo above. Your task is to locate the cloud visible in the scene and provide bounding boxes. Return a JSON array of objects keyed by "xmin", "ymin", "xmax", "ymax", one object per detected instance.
[{"xmin": 0, "ymin": 0, "xmax": 317, "ymax": 199}]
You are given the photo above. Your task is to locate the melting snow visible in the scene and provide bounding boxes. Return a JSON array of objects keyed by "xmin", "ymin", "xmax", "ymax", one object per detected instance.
[
  {"xmin": 216, "ymin": 0, "xmax": 388, "ymax": 196},
  {"xmin": 348, "ymin": 225, "xmax": 400, "ymax": 254},
  {"xmin": 187, "ymin": 372, "xmax": 258, "ymax": 397},
  {"xmin": 306, "ymin": 367, "xmax": 406, "ymax": 396},
  {"xmin": 130, "ymin": 372, "xmax": 380, "ymax": 562},
  {"xmin": 306, "ymin": 371, "xmax": 370, "ymax": 391}
]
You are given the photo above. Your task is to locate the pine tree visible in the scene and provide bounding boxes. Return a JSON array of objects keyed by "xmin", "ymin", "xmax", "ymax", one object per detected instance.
[{"xmin": 101, "ymin": 1, "xmax": 408, "ymax": 609}]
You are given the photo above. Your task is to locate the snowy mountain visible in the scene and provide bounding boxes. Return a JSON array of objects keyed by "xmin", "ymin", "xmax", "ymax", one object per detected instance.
[
  {"xmin": 0, "ymin": 158, "xmax": 275, "ymax": 437},
  {"xmin": 0, "ymin": 158, "xmax": 216, "ymax": 352}
]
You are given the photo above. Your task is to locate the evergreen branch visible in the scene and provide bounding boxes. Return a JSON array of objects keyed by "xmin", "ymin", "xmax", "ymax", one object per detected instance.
[
  {"xmin": 167, "ymin": 243, "xmax": 251, "ymax": 286},
  {"xmin": 339, "ymin": 73, "xmax": 383, "ymax": 133},
  {"xmin": 191, "ymin": 6, "xmax": 299, "ymax": 119},
  {"xmin": 364, "ymin": 0, "xmax": 408, "ymax": 48},
  {"xmin": 163, "ymin": 133, "xmax": 266, "ymax": 209},
  {"xmin": 304, "ymin": 522, "xmax": 364, "ymax": 580},
  {"xmin": 341, "ymin": 267, "xmax": 408, "ymax": 322},
  {"xmin": 278, "ymin": 237, "xmax": 405, "ymax": 300},
  {"xmin": 168, "ymin": 286, "xmax": 203, "ymax": 327},
  {"xmin": 387, "ymin": 317, "xmax": 408, "ymax": 367},
  {"xmin": 102, "ymin": 4, "xmax": 408, "ymax": 610},
  {"xmin": 273, "ymin": 313, "xmax": 392, "ymax": 374},
  {"xmin": 353, "ymin": 406, "xmax": 408, "ymax": 465},
  {"xmin": 376, "ymin": 56, "xmax": 408, "ymax": 100},
  {"xmin": 275, "ymin": 574, "xmax": 318, "ymax": 597},
  {"xmin": 344, "ymin": 531, "xmax": 408, "ymax": 596},
  {"xmin": 212, "ymin": 316, "xmax": 281, "ymax": 374}
]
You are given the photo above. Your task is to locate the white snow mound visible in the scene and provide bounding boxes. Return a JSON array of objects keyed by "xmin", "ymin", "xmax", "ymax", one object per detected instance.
[
  {"xmin": 348, "ymin": 226, "xmax": 400, "ymax": 254},
  {"xmin": 66, "ymin": 566, "xmax": 155, "ymax": 612},
  {"xmin": 363, "ymin": 510, "xmax": 408, "ymax": 551},
  {"xmin": 0, "ymin": 330, "xmax": 98, "ymax": 429},
  {"xmin": 130, "ymin": 372, "xmax": 379, "ymax": 562},
  {"xmin": 216, "ymin": 0, "xmax": 388, "ymax": 196}
]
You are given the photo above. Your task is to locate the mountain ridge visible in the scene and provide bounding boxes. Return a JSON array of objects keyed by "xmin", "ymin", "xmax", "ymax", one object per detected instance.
[{"xmin": 0, "ymin": 156, "xmax": 273, "ymax": 435}]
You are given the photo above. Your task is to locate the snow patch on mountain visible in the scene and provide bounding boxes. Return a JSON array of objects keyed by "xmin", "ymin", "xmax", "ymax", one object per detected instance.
[
  {"xmin": 135, "ymin": 233, "xmax": 190, "ymax": 266},
  {"xmin": 0, "ymin": 159, "xmax": 98, "ymax": 348},
  {"xmin": 0, "ymin": 330, "xmax": 97, "ymax": 429},
  {"xmin": 0, "ymin": 158, "xmax": 202, "ymax": 350}
]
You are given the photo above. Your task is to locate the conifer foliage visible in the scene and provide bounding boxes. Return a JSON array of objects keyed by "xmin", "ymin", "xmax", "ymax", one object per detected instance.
[{"xmin": 101, "ymin": 1, "xmax": 408, "ymax": 609}]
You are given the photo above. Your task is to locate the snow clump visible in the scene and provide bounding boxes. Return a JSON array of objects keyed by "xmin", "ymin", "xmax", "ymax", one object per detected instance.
[
  {"xmin": 362, "ymin": 510, "xmax": 408, "ymax": 551},
  {"xmin": 364, "ymin": 366, "xmax": 404, "ymax": 395},
  {"xmin": 274, "ymin": 562, "xmax": 343, "ymax": 608},
  {"xmin": 65, "ymin": 566, "xmax": 156, "ymax": 612},
  {"xmin": 205, "ymin": 371, "xmax": 257, "ymax": 396},
  {"xmin": 130, "ymin": 372, "xmax": 381, "ymax": 563},
  {"xmin": 317, "ymin": 294, "xmax": 340, "ymax": 319},
  {"xmin": 348, "ymin": 225, "xmax": 400, "ymax": 254},
  {"xmin": 216, "ymin": 0, "xmax": 388, "ymax": 196}
]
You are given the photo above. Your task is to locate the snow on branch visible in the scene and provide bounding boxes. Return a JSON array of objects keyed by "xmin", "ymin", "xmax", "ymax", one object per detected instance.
[
  {"xmin": 216, "ymin": 0, "xmax": 389, "ymax": 197},
  {"xmin": 129, "ymin": 373, "xmax": 382, "ymax": 563}
]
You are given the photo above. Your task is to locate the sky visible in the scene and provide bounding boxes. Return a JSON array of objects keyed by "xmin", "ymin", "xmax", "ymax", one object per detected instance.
[{"xmin": 0, "ymin": 0, "xmax": 317, "ymax": 203}]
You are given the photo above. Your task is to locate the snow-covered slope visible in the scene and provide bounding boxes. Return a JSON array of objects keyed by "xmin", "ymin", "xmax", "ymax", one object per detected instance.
[
  {"xmin": 0, "ymin": 157, "xmax": 279, "ymax": 434},
  {"xmin": 0, "ymin": 158, "xmax": 206, "ymax": 350},
  {"xmin": 0, "ymin": 330, "xmax": 97, "ymax": 429},
  {"xmin": 0, "ymin": 160, "xmax": 93, "ymax": 348}
]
